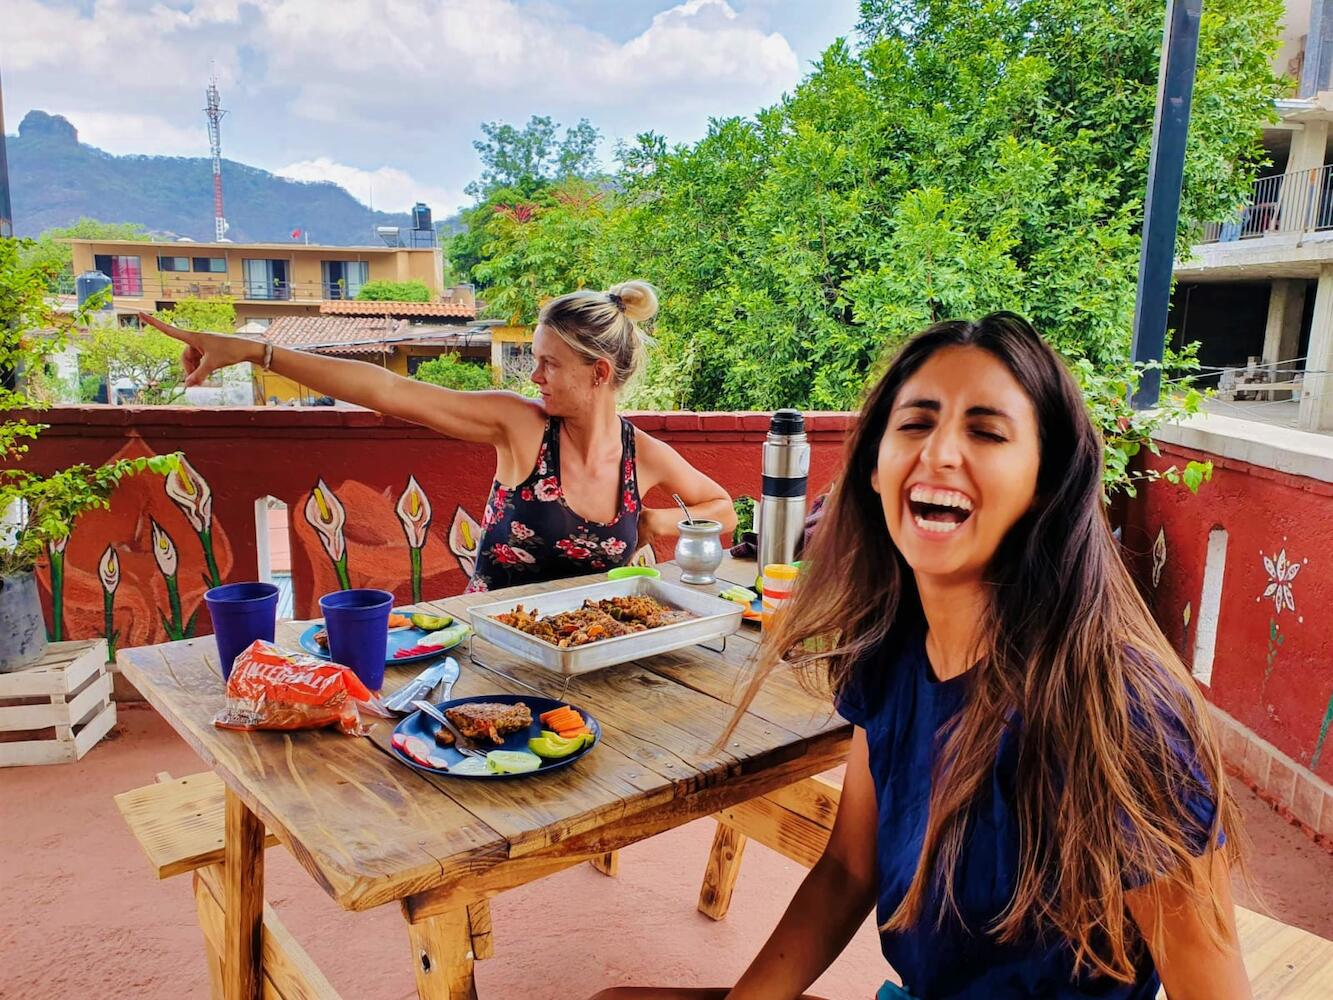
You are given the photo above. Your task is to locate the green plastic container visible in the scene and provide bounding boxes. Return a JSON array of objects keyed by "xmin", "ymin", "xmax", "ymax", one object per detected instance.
[{"xmin": 607, "ymin": 566, "xmax": 662, "ymax": 580}]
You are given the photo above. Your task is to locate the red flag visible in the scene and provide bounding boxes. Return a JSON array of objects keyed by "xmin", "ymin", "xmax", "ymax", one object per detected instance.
[{"xmin": 290, "ymin": 228, "xmax": 302, "ymax": 239}]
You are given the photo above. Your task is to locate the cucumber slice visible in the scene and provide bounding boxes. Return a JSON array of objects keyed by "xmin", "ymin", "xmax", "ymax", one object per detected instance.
[
  {"xmin": 450, "ymin": 757, "xmax": 491, "ymax": 777},
  {"xmin": 485, "ymin": 750, "xmax": 543, "ymax": 774}
]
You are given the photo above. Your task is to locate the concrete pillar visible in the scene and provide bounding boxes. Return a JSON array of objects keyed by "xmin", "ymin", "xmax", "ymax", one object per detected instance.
[
  {"xmin": 1301, "ymin": 0, "xmax": 1333, "ymax": 97},
  {"xmin": 1289, "ymin": 119, "xmax": 1329, "ymax": 175},
  {"xmin": 1263, "ymin": 279, "xmax": 1306, "ymax": 379},
  {"xmin": 1299, "ymin": 264, "xmax": 1333, "ymax": 431},
  {"xmin": 1279, "ymin": 120, "xmax": 1329, "ymax": 233}
]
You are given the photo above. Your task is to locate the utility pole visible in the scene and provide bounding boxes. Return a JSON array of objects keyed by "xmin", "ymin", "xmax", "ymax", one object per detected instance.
[
  {"xmin": 1129, "ymin": 0, "xmax": 1203, "ymax": 409},
  {"xmin": 0, "ymin": 63, "xmax": 13, "ymax": 238}
]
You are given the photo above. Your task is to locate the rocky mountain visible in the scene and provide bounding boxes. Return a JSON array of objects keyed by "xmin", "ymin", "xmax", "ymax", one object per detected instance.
[{"xmin": 7, "ymin": 110, "xmax": 450, "ymax": 245}]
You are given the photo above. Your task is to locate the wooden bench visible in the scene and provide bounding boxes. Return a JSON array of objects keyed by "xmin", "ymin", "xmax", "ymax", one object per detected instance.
[
  {"xmin": 115, "ymin": 770, "xmax": 495, "ymax": 999},
  {"xmin": 698, "ymin": 775, "xmax": 1333, "ymax": 998}
]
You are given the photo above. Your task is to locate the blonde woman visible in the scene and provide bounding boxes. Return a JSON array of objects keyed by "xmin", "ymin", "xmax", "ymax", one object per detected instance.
[{"xmin": 143, "ymin": 281, "xmax": 735, "ymax": 591}]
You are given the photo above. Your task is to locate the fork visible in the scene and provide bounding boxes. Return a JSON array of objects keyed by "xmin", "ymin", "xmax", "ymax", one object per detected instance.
[{"xmin": 411, "ymin": 700, "xmax": 487, "ymax": 759}]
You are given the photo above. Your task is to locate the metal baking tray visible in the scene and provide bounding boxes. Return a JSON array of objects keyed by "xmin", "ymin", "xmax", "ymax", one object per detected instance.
[{"xmin": 466, "ymin": 576, "xmax": 744, "ymax": 676}]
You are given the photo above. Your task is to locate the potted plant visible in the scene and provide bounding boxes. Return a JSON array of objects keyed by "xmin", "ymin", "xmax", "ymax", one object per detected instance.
[{"xmin": 1, "ymin": 236, "xmax": 177, "ymax": 671}]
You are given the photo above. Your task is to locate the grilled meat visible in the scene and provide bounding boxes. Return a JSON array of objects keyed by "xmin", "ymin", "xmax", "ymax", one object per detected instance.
[
  {"xmin": 444, "ymin": 701, "xmax": 533, "ymax": 745},
  {"xmin": 494, "ymin": 596, "xmax": 690, "ymax": 648}
]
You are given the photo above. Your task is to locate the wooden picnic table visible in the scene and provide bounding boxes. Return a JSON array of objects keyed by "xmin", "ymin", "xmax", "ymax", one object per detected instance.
[{"xmin": 117, "ymin": 557, "xmax": 848, "ymax": 1000}]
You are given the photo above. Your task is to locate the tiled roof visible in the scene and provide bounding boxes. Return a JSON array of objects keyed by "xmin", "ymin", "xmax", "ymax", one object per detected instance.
[
  {"xmin": 264, "ymin": 315, "xmax": 409, "ymax": 355},
  {"xmin": 319, "ymin": 299, "xmax": 476, "ymax": 319}
]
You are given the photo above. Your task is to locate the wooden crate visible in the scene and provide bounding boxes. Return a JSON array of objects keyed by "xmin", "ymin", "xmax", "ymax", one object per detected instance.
[{"xmin": 0, "ymin": 639, "xmax": 116, "ymax": 767}]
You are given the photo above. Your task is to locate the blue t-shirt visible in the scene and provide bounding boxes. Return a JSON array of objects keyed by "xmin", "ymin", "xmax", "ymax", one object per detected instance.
[{"xmin": 837, "ymin": 632, "xmax": 1219, "ymax": 1000}]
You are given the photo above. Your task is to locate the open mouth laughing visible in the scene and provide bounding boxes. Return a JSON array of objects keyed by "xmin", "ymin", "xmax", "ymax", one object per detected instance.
[{"xmin": 906, "ymin": 484, "xmax": 974, "ymax": 536}]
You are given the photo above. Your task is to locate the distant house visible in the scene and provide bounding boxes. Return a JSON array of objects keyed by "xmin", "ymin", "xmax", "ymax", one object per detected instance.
[
  {"xmin": 64, "ymin": 237, "xmax": 460, "ymax": 328},
  {"xmin": 255, "ymin": 311, "xmax": 491, "ymax": 405}
]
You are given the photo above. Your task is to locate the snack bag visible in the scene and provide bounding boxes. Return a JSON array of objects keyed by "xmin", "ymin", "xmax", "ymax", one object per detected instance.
[{"xmin": 213, "ymin": 640, "xmax": 376, "ymax": 735}]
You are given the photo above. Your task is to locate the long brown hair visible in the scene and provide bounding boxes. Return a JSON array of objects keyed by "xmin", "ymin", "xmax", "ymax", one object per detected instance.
[{"xmin": 731, "ymin": 312, "xmax": 1239, "ymax": 981}]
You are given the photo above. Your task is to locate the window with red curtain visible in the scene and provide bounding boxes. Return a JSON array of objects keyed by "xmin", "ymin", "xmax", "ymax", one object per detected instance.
[{"xmin": 93, "ymin": 254, "xmax": 143, "ymax": 296}]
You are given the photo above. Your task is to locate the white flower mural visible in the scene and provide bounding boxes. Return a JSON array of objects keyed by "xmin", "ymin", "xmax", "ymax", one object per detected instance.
[
  {"xmin": 448, "ymin": 506, "xmax": 481, "ymax": 579},
  {"xmin": 305, "ymin": 479, "xmax": 350, "ymax": 589},
  {"xmin": 99, "ymin": 545, "xmax": 121, "ymax": 658},
  {"xmin": 164, "ymin": 456, "xmax": 222, "ymax": 587},
  {"xmin": 150, "ymin": 519, "xmax": 179, "ymax": 578},
  {"xmin": 1151, "ymin": 527, "xmax": 1167, "ymax": 588},
  {"xmin": 1261, "ymin": 548, "xmax": 1302, "ymax": 615},
  {"xmin": 165, "ymin": 456, "xmax": 213, "ymax": 533},
  {"xmin": 396, "ymin": 476, "xmax": 433, "ymax": 602}
]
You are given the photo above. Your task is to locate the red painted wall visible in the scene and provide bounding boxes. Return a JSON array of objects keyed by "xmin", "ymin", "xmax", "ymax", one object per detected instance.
[
  {"xmin": 1123, "ymin": 444, "xmax": 1333, "ymax": 782},
  {"xmin": 16, "ymin": 406, "xmax": 1331, "ymax": 779},
  {"xmin": 9, "ymin": 407, "xmax": 852, "ymax": 656}
]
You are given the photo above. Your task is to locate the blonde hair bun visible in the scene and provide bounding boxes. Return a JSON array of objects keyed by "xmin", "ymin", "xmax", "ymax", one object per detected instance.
[{"xmin": 608, "ymin": 280, "xmax": 658, "ymax": 325}]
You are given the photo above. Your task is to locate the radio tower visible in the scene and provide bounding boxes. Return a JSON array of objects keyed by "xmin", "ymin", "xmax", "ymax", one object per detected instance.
[{"xmin": 204, "ymin": 74, "xmax": 228, "ymax": 241}]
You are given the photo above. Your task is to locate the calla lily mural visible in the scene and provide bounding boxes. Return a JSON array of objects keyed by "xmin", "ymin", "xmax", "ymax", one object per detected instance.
[
  {"xmin": 449, "ymin": 506, "xmax": 481, "ymax": 579},
  {"xmin": 151, "ymin": 519, "xmax": 195, "ymax": 640},
  {"xmin": 165, "ymin": 456, "xmax": 221, "ymax": 589},
  {"xmin": 45, "ymin": 534, "xmax": 68, "ymax": 641},
  {"xmin": 396, "ymin": 476, "xmax": 433, "ymax": 602},
  {"xmin": 99, "ymin": 545, "xmax": 121, "ymax": 658},
  {"xmin": 306, "ymin": 479, "xmax": 350, "ymax": 589}
]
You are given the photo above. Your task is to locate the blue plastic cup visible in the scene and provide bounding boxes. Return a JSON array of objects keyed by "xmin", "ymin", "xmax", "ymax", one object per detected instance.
[
  {"xmin": 203, "ymin": 582, "xmax": 280, "ymax": 680},
  {"xmin": 318, "ymin": 589, "xmax": 393, "ymax": 692}
]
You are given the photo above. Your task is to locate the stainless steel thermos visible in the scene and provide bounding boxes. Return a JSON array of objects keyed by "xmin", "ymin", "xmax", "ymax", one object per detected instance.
[{"xmin": 756, "ymin": 409, "xmax": 810, "ymax": 582}]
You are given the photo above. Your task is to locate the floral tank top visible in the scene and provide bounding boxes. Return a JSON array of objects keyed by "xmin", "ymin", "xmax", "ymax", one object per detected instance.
[{"xmin": 465, "ymin": 417, "xmax": 641, "ymax": 593}]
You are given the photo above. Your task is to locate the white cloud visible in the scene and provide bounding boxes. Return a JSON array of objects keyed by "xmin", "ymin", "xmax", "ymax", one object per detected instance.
[
  {"xmin": 252, "ymin": 0, "xmax": 800, "ymax": 126},
  {"xmin": 63, "ymin": 110, "xmax": 209, "ymax": 158},
  {"xmin": 8, "ymin": 0, "xmax": 824, "ymax": 221},
  {"xmin": 276, "ymin": 157, "xmax": 466, "ymax": 215}
]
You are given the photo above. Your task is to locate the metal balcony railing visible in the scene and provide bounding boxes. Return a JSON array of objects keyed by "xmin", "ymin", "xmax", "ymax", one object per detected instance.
[
  {"xmin": 151, "ymin": 279, "xmax": 360, "ymax": 302},
  {"xmin": 1200, "ymin": 165, "xmax": 1333, "ymax": 243}
]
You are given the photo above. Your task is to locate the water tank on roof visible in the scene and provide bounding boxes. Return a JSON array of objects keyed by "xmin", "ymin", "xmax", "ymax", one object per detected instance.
[
  {"xmin": 76, "ymin": 270, "xmax": 114, "ymax": 310},
  {"xmin": 412, "ymin": 202, "xmax": 432, "ymax": 231}
]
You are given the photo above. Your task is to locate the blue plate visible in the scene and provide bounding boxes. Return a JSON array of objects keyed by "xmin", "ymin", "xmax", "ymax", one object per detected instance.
[
  {"xmin": 390, "ymin": 693, "xmax": 600, "ymax": 780},
  {"xmin": 297, "ymin": 621, "xmax": 466, "ymax": 666}
]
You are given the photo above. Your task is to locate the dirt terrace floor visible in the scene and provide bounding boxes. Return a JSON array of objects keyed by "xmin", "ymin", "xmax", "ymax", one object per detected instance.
[{"xmin": 1, "ymin": 704, "xmax": 1329, "ymax": 999}]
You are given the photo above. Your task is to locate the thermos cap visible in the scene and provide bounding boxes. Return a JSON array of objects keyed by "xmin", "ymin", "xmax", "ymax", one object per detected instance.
[{"xmin": 769, "ymin": 409, "xmax": 804, "ymax": 435}]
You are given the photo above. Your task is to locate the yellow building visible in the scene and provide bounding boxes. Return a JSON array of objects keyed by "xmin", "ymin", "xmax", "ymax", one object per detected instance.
[{"xmin": 66, "ymin": 238, "xmax": 446, "ymax": 327}]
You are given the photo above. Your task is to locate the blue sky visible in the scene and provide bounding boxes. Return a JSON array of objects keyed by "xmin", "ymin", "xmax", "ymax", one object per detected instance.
[{"xmin": 5, "ymin": 0, "xmax": 861, "ymax": 216}]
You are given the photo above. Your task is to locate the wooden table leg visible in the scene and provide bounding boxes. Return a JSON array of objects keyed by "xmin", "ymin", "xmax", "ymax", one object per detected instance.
[
  {"xmin": 590, "ymin": 850, "xmax": 619, "ymax": 877},
  {"xmin": 466, "ymin": 901, "xmax": 494, "ymax": 961},
  {"xmin": 403, "ymin": 901, "xmax": 479, "ymax": 999},
  {"xmin": 193, "ymin": 870, "xmax": 226, "ymax": 1000},
  {"xmin": 223, "ymin": 787, "xmax": 265, "ymax": 1000},
  {"xmin": 698, "ymin": 821, "xmax": 748, "ymax": 921}
]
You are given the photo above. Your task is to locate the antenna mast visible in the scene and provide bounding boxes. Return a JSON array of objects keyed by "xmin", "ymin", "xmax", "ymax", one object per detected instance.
[{"xmin": 205, "ymin": 73, "xmax": 228, "ymax": 241}]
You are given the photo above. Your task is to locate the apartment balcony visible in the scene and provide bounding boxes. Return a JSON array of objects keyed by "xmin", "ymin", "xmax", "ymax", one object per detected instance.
[
  {"xmin": 147, "ymin": 277, "xmax": 369, "ymax": 303},
  {"xmin": 1177, "ymin": 165, "xmax": 1333, "ymax": 285},
  {"xmin": 1199, "ymin": 166, "xmax": 1333, "ymax": 245}
]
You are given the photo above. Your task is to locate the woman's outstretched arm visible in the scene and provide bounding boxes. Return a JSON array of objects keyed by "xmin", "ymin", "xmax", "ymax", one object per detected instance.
[{"xmin": 141, "ymin": 313, "xmax": 540, "ymax": 446}]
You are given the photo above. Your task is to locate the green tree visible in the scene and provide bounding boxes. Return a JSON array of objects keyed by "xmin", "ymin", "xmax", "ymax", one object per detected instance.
[
  {"xmin": 79, "ymin": 324, "xmax": 187, "ymax": 405},
  {"xmin": 610, "ymin": 0, "xmax": 1285, "ymax": 411},
  {"xmin": 1, "ymin": 235, "xmax": 177, "ymax": 578},
  {"xmin": 354, "ymin": 279, "xmax": 432, "ymax": 302},
  {"xmin": 156, "ymin": 297, "xmax": 236, "ymax": 333},
  {"xmin": 412, "ymin": 353, "xmax": 495, "ymax": 391},
  {"xmin": 466, "ymin": 115, "xmax": 603, "ymax": 198},
  {"xmin": 472, "ymin": 179, "xmax": 615, "ymax": 324},
  {"xmin": 18, "ymin": 218, "xmax": 151, "ymax": 292}
]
